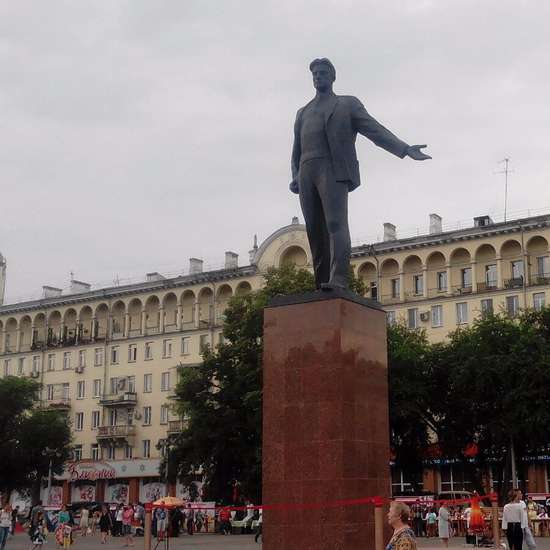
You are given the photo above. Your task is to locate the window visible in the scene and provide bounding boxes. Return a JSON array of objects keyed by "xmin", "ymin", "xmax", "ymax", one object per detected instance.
[
  {"xmin": 107, "ymin": 446, "xmax": 115, "ymax": 459},
  {"xmin": 128, "ymin": 344, "xmax": 137, "ymax": 362},
  {"xmin": 407, "ymin": 308, "xmax": 418, "ymax": 329},
  {"xmin": 511, "ymin": 260, "xmax": 524, "ymax": 281},
  {"xmin": 369, "ymin": 281, "xmax": 378, "ymax": 300},
  {"xmin": 32, "ymin": 355, "xmax": 41, "ymax": 374},
  {"xmin": 391, "ymin": 278, "xmax": 400, "ymax": 299},
  {"xmin": 78, "ymin": 350, "xmax": 86, "ymax": 368},
  {"xmin": 92, "ymin": 410, "xmax": 100, "ymax": 429},
  {"xmin": 181, "ymin": 337, "xmax": 190, "ymax": 355},
  {"xmin": 534, "ymin": 292, "xmax": 546, "ymax": 311},
  {"xmin": 73, "ymin": 445, "xmax": 83, "ymax": 461},
  {"xmin": 145, "ymin": 342, "xmax": 153, "ymax": 360},
  {"xmin": 62, "ymin": 383, "xmax": 70, "ymax": 399},
  {"xmin": 485, "ymin": 264, "xmax": 497, "ymax": 287},
  {"xmin": 63, "ymin": 352, "xmax": 71, "ymax": 370},
  {"xmin": 386, "ymin": 311, "xmax": 396, "ymax": 326},
  {"xmin": 537, "ymin": 256, "xmax": 549, "ymax": 277},
  {"xmin": 108, "ymin": 409, "xmax": 117, "ymax": 426},
  {"xmin": 144, "ymin": 373, "xmax": 152, "ymax": 393},
  {"xmin": 110, "ymin": 346, "xmax": 119, "ymax": 365},
  {"xmin": 461, "ymin": 267, "xmax": 472, "ymax": 289},
  {"xmin": 109, "ymin": 377, "xmax": 119, "ymax": 395},
  {"xmin": 143, "ymin": 406, "xmax": 152, "ymax": 425},
  {"xmin": 163, "ymin": 339, "xmax": 172, "ymax": 358},
  {"xmin": 218, "ymin": 332, "xmax": 225, "ymax": 346},
  {"xmin": 161, "ymin": 372, "xmax": 170, "ymax": 392},
  {"xmin": 77, "ymin": 381, "xmax": 85, "ymax": 399},
  {"xmin": 93, "ymin": 379, "xmax": 102, "ymax": 398},
  {"xmin": 127, "ymin": 375, "xmax": 136, "ymax": 392},
  {"xmin": 506, "ymin": 295, "xmax": 519, "ymax": 316},
  {"xmin": 17, "ymin": 357, "xmax": 25, "ymax": 376},
  {"xmin": 75, "ymin": 412, "xmax": 84, "ymax": 431},
  {"xmin": 440, "ymin": 464, "xmax": 471, "ymax": 492},
  {"xmin": 91, "ymin": 444, "xmax": 100, "ymax": 460},
  {"xmin": 456, "ymin": 302, "xmax": 468, "ymax": 324},
  {"xmin": 47, "ymin": 384, "xmax": 54, "ymax": 400},
  {"xmin": 437, "ymin": 271, "xmax": 447, "ymax": 291},
  {"xmin": 94, "ymin": 348, "xmax": 104, "ymax": 367},
  {"xmin": 142, "ymin": 440, "xmax": 151, "ymax": 458},
  {"xmin": 413, "ymin": 274, "xmax": 423, "ymax": 295},
  {"xmin": 124, "ymin": 445, "xmax": 133, "ymax": 459},
  {"xmin": 391, "ymin": 466, "xmax": 422, "ymax": 495},
  {"xmin": 431, "ymin": 305, "xmax": 443, "ymax": 328},
  {"xmin": 160, "ymin": 405, "xmax": 168, "ymax": 424},
  {"xmin": 47, "ymin": 354, "xmax": 55, "ymax": 371},
  {"xmin": 2, "ymin": 359, "xmax": 10, "ymax": 377},
  {"xmin": 481, "ymin": 299, "xmax": 494, "ymax": 316},
  {"xmin": 199, "ymin": 335, "xmax": 209, "ymax": 353}
]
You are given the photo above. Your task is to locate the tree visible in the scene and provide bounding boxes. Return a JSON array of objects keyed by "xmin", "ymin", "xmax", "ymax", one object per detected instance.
[
  {"xmin": 387, "ymin": 323, "xmax": 435, "ymax": 493},
  {"xmin": 169, "ymin": 264, "xmax": 315, "ymax": 503},
  {"xmin": 0, "ymin": 377, "xmax": 72, "ymax": 502}
]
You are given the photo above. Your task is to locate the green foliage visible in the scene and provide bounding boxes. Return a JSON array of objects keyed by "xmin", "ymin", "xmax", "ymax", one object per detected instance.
[
  {"xmin": 0, "ymin": 377, "xmax": 72, "ymax": 499},
  {"xmin": 170, "ymin": 264, "xmax": 315, "ymax": 503}
]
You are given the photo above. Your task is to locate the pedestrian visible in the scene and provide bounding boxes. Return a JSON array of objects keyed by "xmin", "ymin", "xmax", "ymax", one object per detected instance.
[
  {"xmin": 29, "ymin": 502, "xmax": 44, "ymax": 531},
  {"xmin": 254, "ymin": 511, "xmax": 262, "ymax": 544},
  {"xmin": 0, "ymin": 504, "xmax": 12, "ymax": 550},
  {"xmin": 114, "ymin": 504, "xmax": 123, "ymax": 537},
  {"xmin": 155, "ymin": 507, "xmax": 167, "ymax": 540},
  {"xmin": 185, "ymin": 505, "xmax": 194, "ymax": 535},
  {"xmin": 218, "ymin": 507, "xmax": 231, "ymax": 535},
  {"xmin": 79, "ymin": 507, "xmax": 89, "ymax": 536},
  {"xmin": 520, "ymin": 493, "xmax": 537, "ymax": 550},
  {"xmin": 98, "ymin": 506, "xmax": 112, "ymax": 545},
  {"xmin": 410, "ymin": 500, "xmax": 423, "ymax": 537},
  {"xmin": 121, "ymin": 504, "xmax": 134, "ymax": 547},
  {"xmin": 29, "ymin": 512, "xmax": 47, "ymax": 550},
  {"xmin": 194, "ymin": 510, "xmax": 204, "ymax": 533},
  {"xmin": 437, "ymin": 504, "xmax": 450, "ymax": 548},
  {"xmin": 203, "ymin": 512, "xmax": 209, "ymax": 533},
  {"xmin": 11, "ymin": 507, "xmax": 19, "ymax": 536},
  {"xmin": 502, "ymin": 488, "xmax": 526, "ymax": 550},
  {"xmin": 386, "ymin": 501, "xmax": 417, "ymax": 550},
  {"xmin": 425, "ymin": 507, "xmax": 437, "ymax": 537}
]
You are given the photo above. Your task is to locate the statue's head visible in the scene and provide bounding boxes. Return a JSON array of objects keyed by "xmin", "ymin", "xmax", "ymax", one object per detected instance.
[{"xmin": 309, "ymin": 58, "xmax": 336, "ymax": 92}]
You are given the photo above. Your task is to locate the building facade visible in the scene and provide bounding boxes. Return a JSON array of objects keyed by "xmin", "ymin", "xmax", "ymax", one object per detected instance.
[{"xmin": 1, "ymin": 213, "xmax": 550, "ymax": 503}]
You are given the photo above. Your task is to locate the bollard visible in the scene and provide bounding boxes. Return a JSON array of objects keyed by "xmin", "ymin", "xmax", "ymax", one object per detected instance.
[
  {"xmin": 491, "ymin": 494, "xmax": 500, "ymax": 548},
  {"xmin": 144, "ymin": 503, "xmax": 152, "ymax": 550},
  {"xmin": 374, "ymin": 497, "xmax": 385, "ymax": 550}
]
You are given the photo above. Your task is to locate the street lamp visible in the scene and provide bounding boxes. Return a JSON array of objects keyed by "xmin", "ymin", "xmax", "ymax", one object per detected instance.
[{"xmin": 41, "ymin": 447, "xmax": 62, "ymax": 506}]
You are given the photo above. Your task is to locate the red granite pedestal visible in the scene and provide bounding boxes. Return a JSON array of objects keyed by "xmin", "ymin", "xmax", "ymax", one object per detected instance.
[{"xmin": 262, "ymin": 290, "xmax": 390, "ymax": 550}]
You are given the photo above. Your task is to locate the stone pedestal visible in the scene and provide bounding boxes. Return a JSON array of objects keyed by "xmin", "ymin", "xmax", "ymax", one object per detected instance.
[{"xmin": 262, "ymin": 290, "xmax": 390, "ymax": 550}]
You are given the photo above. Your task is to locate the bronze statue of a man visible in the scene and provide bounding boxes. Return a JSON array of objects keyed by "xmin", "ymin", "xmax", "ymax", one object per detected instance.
[{"xmin": 290, "ymin": 58, "xmax": 431, "ymax": 290}]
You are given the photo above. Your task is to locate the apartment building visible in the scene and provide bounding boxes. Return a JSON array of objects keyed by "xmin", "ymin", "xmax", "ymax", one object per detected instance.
[{"xmin": 1, "ymin": 212, "xmax": 550, "ymax": 503}]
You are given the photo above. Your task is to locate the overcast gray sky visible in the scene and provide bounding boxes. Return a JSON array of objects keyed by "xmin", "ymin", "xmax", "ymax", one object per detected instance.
[{"xmin": 1, "ymin": 0, "xmax": 549, "ymax": 303}]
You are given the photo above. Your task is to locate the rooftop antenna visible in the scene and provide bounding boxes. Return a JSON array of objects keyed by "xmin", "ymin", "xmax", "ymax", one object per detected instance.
[{"xmin": 496, "ymin": 158, "xmax": 513, "ymax": 222}]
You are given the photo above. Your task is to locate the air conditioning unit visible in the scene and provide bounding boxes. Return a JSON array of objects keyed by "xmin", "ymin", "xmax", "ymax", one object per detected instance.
[
  {"xmin": 419, "ymin": 311, "xmax": 430, "ymax": 322},
  {"xmin": 75, "ymin": 366, "xmax": 85, "ymax": 374}
]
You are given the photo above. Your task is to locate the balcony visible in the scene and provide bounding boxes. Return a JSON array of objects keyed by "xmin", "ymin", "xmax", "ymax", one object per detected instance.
[
  {"xmin": 404, "ymin": 291, "xmax": 424, "ymax": 302},
  {"xmin": 476, "ymin": 281, "xmax": 498, "ymax": 292},
  {"xmin": 167, "ymin": 420, "xmax": 186, "ymax": 435},
  {"xmin": 452, "ymin": 285, "xmax": 472, "ymax": 295},
  {"xmin": 97, "ymin": 424, "xmax": 136, "ymax": 445},
  {"xmin": 530, "ymin": 274, "xmax": 550, "ymax": 286},
  {"xmin": 44, "ymin": 398, "xmax": 71, "ymax": 411},
  {"xmin": 380, "ymin": 294, "xmax": 402, "ymax": 305},
  {"xmin": 504, "ymin": 277, "xmax": 524, "ymax": 289},
  {"xmin": 99, "ymin": 392, "xmax": 137, "ymax": 406}
]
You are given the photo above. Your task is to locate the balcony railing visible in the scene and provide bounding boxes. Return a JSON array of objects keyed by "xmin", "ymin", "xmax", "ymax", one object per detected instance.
[
  {"xmin": 504, "ymin": 277, "xmax": 524, "ymax": 289},
  {"xmin": 451, "ymin": 285, "xmax": 473, "ymax": 295},
  {"xmin": 167, "ymin": 420, "xmax": 186, "ymax": 434},
  {"xmin": 44, "ymin": 398, "xmax": 71, "ymax": 410},
  {"xmin": 99, "ymin": 392, "xmax": 137, "ymax": 406},
  {"xmin": 476, "ymin": 281, "xmax": 498, "ymax": 292},
  {"xmin": 97, "ymin": 425, "xmax": 136, "ymax": 439},
  {"xmin": 530, "ymin": 274, "xmax": 550, "ymax": 286}
]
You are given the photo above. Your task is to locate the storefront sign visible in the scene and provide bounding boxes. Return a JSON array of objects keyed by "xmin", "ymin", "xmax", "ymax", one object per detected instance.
[{"xmin": 68, "ymin": 461, "xmax": 116, "ymax": 482}]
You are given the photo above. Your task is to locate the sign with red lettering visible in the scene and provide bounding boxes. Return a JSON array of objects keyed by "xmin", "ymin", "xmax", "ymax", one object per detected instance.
[{"xmin": 68, "ymin": 461, "xmax": 116, "ymax": 482}]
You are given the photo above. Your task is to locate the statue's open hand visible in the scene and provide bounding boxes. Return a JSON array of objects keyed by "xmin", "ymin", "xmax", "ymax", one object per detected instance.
[
  {"xmin": 407, "ymin": 144, "xmax": 432, "ymax": 161},
  {"xmin": 289, "ymin": 180, "xmax": 299, "ymax": 194}
]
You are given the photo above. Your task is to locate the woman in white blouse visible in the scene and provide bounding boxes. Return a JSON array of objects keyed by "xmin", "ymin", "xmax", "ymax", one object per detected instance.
[{"xmin": 502, "ymin": 489, "xmax": 527, "ymax": 550}]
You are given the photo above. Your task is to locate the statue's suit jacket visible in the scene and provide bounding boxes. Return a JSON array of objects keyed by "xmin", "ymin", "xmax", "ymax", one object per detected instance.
[{"xmin": 291, "ymin": 95, "xmax": 409, "ymax": 192}]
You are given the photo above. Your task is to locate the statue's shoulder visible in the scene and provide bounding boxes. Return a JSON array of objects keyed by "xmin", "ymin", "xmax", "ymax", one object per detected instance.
[{"xmin": 337, "ymin": 95, "xmax": 362, "ymax": 106}]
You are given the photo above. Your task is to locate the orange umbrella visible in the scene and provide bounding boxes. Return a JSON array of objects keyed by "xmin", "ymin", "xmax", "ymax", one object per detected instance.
[{"xmin": 153, "ymin": 496, "xmax": 186, "ymax": 508}]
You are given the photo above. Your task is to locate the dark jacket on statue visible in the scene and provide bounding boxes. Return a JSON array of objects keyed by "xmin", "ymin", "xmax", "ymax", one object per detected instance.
[{"xmin": 291, "ymin": 95, "xmax": 409, "ymax": 191}]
